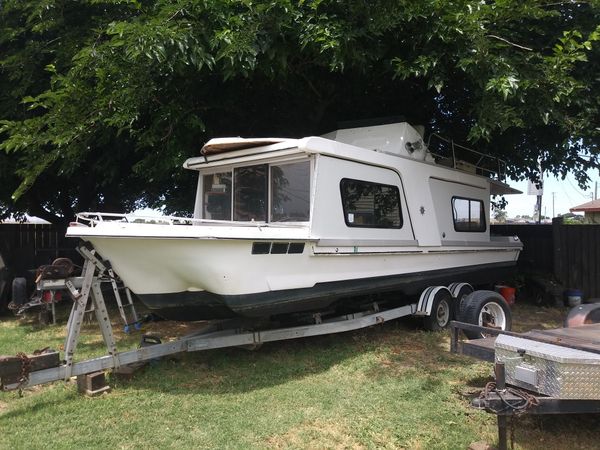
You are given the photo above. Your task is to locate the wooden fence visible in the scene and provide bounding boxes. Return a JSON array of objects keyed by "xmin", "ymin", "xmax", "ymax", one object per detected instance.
[
  {"xmin": 0, "ymin": 223, "xmax": 78, "ymax": 277},
  {"xmin": 492, "ymin": 224, "xmax": 554, "ymax": 274},
  {"xmin": 492, "ymin": 220, "xmax": 600, "ymax": 299}
]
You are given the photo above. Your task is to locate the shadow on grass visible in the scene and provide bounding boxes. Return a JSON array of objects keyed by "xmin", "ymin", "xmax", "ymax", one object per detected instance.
[
  {"xmin": 109, "ymin": 327, "xmax": 374, "ymax": 395},
  {"xmin": 2, "ymin": 319, "xmax": 413, "ymax": 420},
  {"xmin": 108, "ymin": 317, "xmax": 480, "ymax": 398},
  {"xmin": 512, "ymin": 413, "xmax": 600, "ymax": 449},
  {"xmin": 0, "ymin": 387, "xmax": 80, "ymax": 421}
]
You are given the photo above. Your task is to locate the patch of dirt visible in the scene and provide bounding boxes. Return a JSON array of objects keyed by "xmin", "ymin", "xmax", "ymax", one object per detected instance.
[
  {"xmin": 0, "ymin": 400, "xmax": 8, "ymax": 414},
  {"xmin": 511, "ymin": 304, "xmax": 565, "ymax": 333},
  {"xmin": 179, "ymin": 372, "xmax": 224, "ymax": 389},
  {"xmin": 111, "ymin": 319, "xmax": 210, "ymax": 342},
  {"xmin": 510, "ymin": 413, "xmax": 600, "ymax": 450},
  {"xmin": 266, "ymin": 419, "xmax": 367, "ymax": 450},
  {"xmin": 372, "ymin": 330, "xmax": 465, "ymax": 377}
]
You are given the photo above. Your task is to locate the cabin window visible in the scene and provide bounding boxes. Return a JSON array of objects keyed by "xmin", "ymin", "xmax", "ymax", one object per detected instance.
[
  {"xmin": 340, "ymin": 179, "xmax": 402, "ymax": 228},
  {"xmin": 234, "ymin": 165, "xmax": 268, "ymax": 221},
  {"xmin": 201, "ymin": 160, "xmax": 310, "ymax": 222},
  {"xmin": 202, "ymin": 172, "xmax": 232, "ymax": 220},
  {"xmin": 452, "ymin": 197, "xmax": 486, "ymax": 232},
  {"xmin": 270, "ymin": 161, "xmax": 310, "ymax": 222}
]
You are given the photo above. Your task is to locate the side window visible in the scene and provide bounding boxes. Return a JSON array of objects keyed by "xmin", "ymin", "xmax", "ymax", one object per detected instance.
[
  {"xmin": 270, "ymin": 161, "xmax": 310, "ymax": 222},
  {"xmin": 202, "ymin": 172, "xmax": 232, "ymax": 220},
  {"xmin": 201, "ymin": 159, "xmax": 310, "ymax": 223},
  {"xmin": 340, "ymin": 179, "xmax": 402, "ymax": 228},
  {"xmin": 234, "ymin": 165, "xmax": 268, "ymax": 221},
  {"xmin": 452, "ymin": 197, "xmax": 486, "ymax": 232}
]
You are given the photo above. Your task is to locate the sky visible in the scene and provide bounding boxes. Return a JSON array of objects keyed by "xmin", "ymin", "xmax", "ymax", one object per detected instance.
[{"xmin": 503, "ymin": 168, "xmax": 600, "ymax": 218}]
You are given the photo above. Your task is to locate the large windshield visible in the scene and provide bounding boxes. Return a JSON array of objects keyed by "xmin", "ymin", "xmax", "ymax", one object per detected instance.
[{"xmin": 201, "ymin": 160, "xmax": 310, "ymax": 222}]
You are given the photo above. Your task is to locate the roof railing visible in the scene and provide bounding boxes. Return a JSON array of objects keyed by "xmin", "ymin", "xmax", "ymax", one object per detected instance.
[{"xmin": 426, "ymin": 133, "xmax": 507, "ymax": 182}]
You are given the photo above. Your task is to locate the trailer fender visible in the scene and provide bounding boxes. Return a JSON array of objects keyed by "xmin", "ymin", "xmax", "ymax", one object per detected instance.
[
  {"xmin": 448, "ymin": 282, "xmax": 473, "ymax": 299},
  {"xmin": 448, "ymin": 282, "xmax": 474, "ymax": 319},
  {"xmin": 564, "ymin": 303, "xmax": 600, "ymax": 327},
  {"xmin": 416, "ymin": 286, "xmax": 453, "ymax": 317}
]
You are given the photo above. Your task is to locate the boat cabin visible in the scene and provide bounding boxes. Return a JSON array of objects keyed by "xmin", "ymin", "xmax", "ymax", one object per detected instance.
[{"xmin": 184, "ymin": 121, "xmax": 518, "ymax": 249}]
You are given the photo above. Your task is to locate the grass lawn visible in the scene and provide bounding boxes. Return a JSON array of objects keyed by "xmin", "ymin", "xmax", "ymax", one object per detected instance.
[{"xmin": 0, "ymin": 302, "xmax": 599, "ymax": 449}]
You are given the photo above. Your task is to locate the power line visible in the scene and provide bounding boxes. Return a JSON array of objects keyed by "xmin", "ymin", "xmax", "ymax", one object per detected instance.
[{"xmin": 566, "ymin": 175, "xmax": 589, "ymax": 199}]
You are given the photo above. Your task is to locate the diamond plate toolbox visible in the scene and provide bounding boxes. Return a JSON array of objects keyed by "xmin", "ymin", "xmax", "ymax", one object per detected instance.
[{"xmin": 495, "ymin": 334, "xmax": 600, "ymax": 399}]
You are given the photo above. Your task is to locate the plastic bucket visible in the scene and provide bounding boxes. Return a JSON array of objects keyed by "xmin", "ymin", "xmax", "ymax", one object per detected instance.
[
  {"xmin": 496, "ymin": 285, "xmax": 516, "ymax": 306},
  {"xmin": 565, "ymin": 289, "xmax": 583, "ymax": 307}
]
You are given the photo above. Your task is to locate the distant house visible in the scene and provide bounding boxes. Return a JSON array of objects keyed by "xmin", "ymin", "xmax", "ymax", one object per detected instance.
[{"xmin": 570, "ymin": 199, "xmax": 600, "ymax": 224}]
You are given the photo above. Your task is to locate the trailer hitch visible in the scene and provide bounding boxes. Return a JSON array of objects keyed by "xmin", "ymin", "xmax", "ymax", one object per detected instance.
[{"xmin": 0, "ymin": 349, "xmax": 60, "ymax": 391}]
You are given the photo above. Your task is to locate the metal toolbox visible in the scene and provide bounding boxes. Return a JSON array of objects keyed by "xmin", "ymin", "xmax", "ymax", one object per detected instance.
[{"xmin": 495, "ymin": 334, "xmax": 600, "ymax": 399}]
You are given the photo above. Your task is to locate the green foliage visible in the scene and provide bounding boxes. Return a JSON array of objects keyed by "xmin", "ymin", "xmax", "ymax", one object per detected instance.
[
  {"xmin": 1, "ymin": 0, "xmax": 599, "ymax": 222},
  {"xmin": 493, "ymin": 209, "xmax": 507, "ymax": 223}
]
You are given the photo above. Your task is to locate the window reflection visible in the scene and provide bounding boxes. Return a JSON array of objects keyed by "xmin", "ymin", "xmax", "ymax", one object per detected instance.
[
  {"xmin": 233, "ymin": 165, "xmax": 268, "ymax": 221},
  {"xmin": 452, "ymin": 197, "xmax": 486, "ymax": 232},
  {"xmin": 202, "ymin": 160, "xmax": 311, "ymax": 223},
  {"xmin": 202, "ymin": 172, "xmax": 231, "ymax": 220},
  {"xmin": 270, "ymin": 161, "xmax": 310, "ymax": 222},
  {"xmin": 340, "ymin": 179, "xmax": 402, "ymax": 228}
]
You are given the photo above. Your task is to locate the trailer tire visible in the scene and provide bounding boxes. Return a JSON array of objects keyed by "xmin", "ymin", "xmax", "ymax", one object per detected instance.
[
  {"xmin": 460, "ymin": 291, "xmax": 512, "ymax": 339},
  {"xmin": 423, "ymin": 290, "xmax": 453, "ymax": 331},
  {"xmin": 454, "ymin": 285, "xmax": 474, "ymax": 320},
  {"xmin": 11, "ymin": 277, "xmax": 28, "ymax": 307}
]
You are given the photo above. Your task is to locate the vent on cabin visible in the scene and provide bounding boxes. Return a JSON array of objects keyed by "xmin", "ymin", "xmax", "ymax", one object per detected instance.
[{"xmin": 251, "ymin": 242, "xmax": 305, "ymax": 255}]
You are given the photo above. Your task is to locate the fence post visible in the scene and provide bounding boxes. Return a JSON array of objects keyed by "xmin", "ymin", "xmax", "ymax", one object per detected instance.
[{"xmin": 552, "ymin": 216, "xmax": 564, "ymax": 284}]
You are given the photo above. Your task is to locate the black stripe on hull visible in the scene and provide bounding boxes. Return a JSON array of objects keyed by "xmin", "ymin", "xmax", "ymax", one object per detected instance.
[{"xmin": 138, "ymin": 262, "xmax": 517, "ymax": 321}]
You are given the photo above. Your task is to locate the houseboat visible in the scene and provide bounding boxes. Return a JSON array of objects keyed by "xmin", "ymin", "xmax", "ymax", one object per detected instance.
[{"xmin": 67, "ymin": 121, "xmax": 522, "ymax": 323}]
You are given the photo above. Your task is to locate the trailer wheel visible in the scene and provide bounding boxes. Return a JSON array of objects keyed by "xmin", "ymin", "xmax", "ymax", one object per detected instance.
[
  {"xmin": 460, "ymin": 291, "xmax": 512, "ymax": 339},
  {"xmin": 11, "ymin": 277, "xmax": 28, "ymax": 307},
  {"xmin": 423, "ymin": 291, "xmax": 453, "ymax": 331},
  {"xmin": 454, "ymin": 285, "xmax": 474, "ymax": 320}
]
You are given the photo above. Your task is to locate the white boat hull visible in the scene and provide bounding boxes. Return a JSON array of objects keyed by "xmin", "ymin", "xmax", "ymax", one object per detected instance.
[{"xmin": 83, "ymin": 234, "xmax": 520, "ymax": 320}]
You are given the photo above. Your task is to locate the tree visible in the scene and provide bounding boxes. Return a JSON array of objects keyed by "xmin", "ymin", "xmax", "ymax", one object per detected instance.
[
  {"xmin": 1, "ymin": 0, "xmax": 599, "ymax": 224},
  {"xmin": 494, "ymin": 209, "xmax": 508, "ymax": 223}
]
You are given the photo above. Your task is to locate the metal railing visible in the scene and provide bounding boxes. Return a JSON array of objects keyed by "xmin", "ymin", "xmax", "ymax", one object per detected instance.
[
  {"xmin": 72, "ymin": 212, "xmax": 304, "ymax": 228},
  {"xmin": 426, "ymin": 133, "xmax": 508, "ymax": 182}
]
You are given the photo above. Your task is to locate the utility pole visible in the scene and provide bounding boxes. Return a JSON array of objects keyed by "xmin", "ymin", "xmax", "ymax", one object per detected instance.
[
  {"xmin": 552, "ymin": 192, "xmax": 556, "ymax": 218},
  {"xmin": 595, "ymin": 181, "xmax": 597, "ymax": 201}
]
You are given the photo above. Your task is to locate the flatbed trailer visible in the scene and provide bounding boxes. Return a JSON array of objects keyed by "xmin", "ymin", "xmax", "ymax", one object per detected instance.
[{"xmin": 450, "ymin": 320, "xmax": 600, "ymax": 450}]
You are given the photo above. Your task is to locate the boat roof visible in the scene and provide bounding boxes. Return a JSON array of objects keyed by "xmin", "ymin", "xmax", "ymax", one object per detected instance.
[
  {"xmin": 201, "ymin": 137, "xmax": 293, "ymax": 155},
  {"xmin": 490, "ymin": 179, "xmax": 522, "ymax": 195},
  {"xmin": 186, "ymin": 125, "xmax": 522, "ymax": 196}
]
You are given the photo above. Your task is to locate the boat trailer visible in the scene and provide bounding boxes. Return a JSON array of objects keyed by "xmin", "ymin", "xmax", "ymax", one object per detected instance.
[
  {"xmin": 451, "ymin": 320, "xmax": 600, "ymax": 450},
  {"xmin": 1, "ymin": 244, "xmax": 421, "ymax": 393}
]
